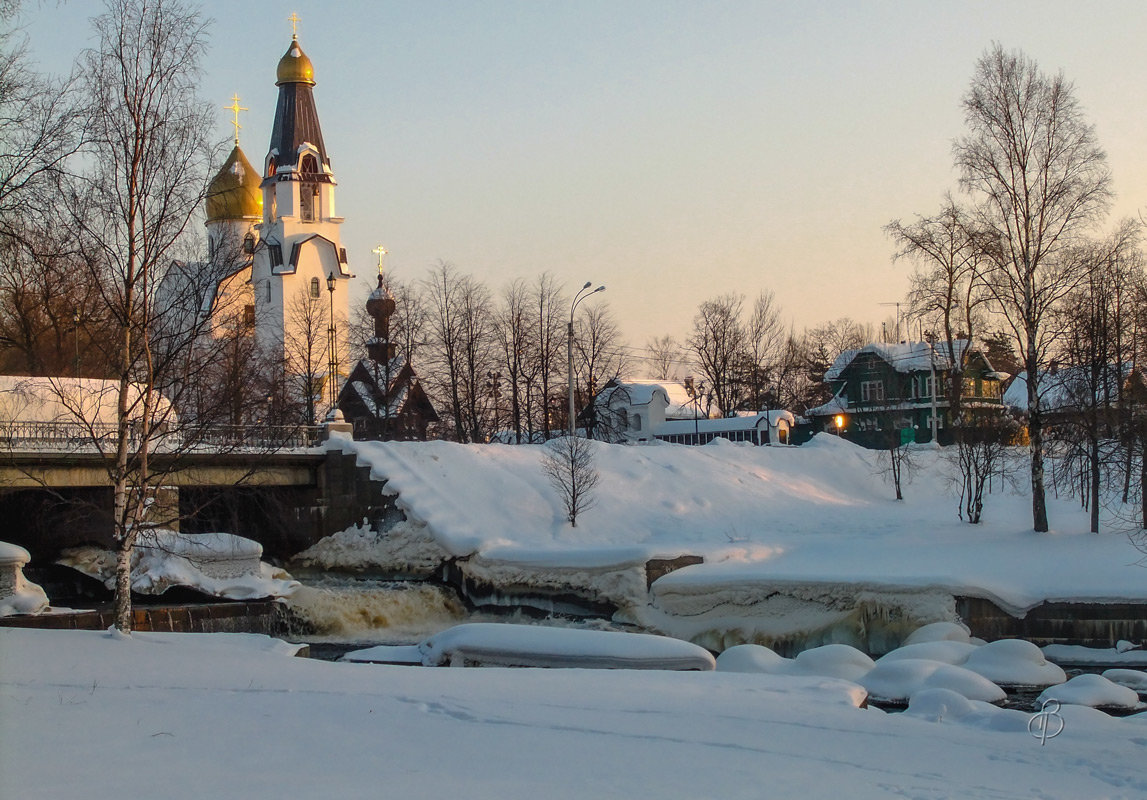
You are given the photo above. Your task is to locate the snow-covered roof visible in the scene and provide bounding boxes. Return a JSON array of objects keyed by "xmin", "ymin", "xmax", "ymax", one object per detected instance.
[
  {"xmin": 825, "ymin": 341, "xmax": 974, "ymax": 381},
  {"xmin": 0, "ymin": 376, "xmax": 173, "ymax": 426},
  {"xmin": 656, "ymin": 416, "xmax": 769, "ymax": 436},
  {"xmin": 603, "ymin": 379, "xmax": 711, "ymax": 419}
]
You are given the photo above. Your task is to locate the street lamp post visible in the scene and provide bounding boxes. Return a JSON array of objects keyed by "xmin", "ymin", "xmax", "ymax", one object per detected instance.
[
  {"xmin": 568, "ymin": 281, "xmax": 605, "ymax": 437},
  {"xmin": 326, "ymin": 272, "xmax": 338, "ymax": 416}
]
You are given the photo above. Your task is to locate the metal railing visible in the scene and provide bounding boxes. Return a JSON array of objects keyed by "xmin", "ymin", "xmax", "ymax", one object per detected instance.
[{"xmin": 0, "ymin": 419, "xmax": 323, "ymax": 453}]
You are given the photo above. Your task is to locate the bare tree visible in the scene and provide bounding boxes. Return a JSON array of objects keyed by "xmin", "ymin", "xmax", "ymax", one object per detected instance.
[
  {"xmin": 955, "ymin": 43, "xmax": 1112, "ymax": 532},
  {"xmin": 687, "ymin": 293, "xmax": 747, "ymax": 416},
  {"xmin": 494, "ymin": 279, "xmax": 531, "ymax": 443},
  {"xmin": 573, "ymin": 303, "xmax": 627, "ymax": 439},
  {"xmin": 0, "ymin": 0, "xmax": 85, "ymax": 233},
  {"xmin": 742, "ymin": 290, "xmax": 786, "ymax": 411},
  {"xmin": 541, "ymin": 435, "xmax": 599, "ymax": 527},
  {"xmin": 646, "ymin": 334, "xmax": 681, "ymax": 381},
  {"xmin": 282, "ymin": 285, "xmax": 330, "ymax": 426},
  {"xmin": 528, "ymin": 273, "xmax": 566, "ymax": 440},
  {"xmin": 63, "ymin": 0, "xmax": 217, "ymax": 632}
]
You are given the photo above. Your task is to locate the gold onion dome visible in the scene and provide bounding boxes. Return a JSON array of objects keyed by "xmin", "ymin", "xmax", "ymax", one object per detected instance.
[
  {"xmin": 206, "ymin": 145, "xmax": 263, "ymax": 222},
  {"xmin": 276, "ymin": 37, "xmax": 315, "ymax": 85}
]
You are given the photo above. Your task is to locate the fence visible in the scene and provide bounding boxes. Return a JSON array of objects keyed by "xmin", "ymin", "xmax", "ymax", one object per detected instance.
[{"xmin": 0, "ymin": 420, "xmax": 323, "ymax": 453}]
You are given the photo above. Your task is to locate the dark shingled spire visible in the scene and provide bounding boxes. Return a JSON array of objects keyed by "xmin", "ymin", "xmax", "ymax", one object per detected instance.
[{"xmin": 267, "ymin": 38, "xmax": 329, "ymax": 174}]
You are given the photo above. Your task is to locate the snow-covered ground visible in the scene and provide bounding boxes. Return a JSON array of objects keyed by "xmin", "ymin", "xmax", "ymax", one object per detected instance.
[
  {"xmin": 305, "ymin": 436, "xmax": 1147, "ymax": 649},
  {"xmin": 3, "ymin": 627, "xmax": 1147, "ymax": 800}
]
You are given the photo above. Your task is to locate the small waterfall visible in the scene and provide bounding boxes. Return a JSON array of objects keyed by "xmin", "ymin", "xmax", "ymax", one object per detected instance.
[{"xmin": 283, "ymin": 577, "xmax": 467, "ymax": 642}]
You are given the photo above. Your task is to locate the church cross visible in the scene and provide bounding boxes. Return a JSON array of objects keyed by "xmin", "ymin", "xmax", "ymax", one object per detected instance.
[
  {"xmin": 373, "ymin": 245, "xmax": 388, "ymax": 274},
  {"xmin": 224, "ymin": 94, "xmax": 247, "ymax": 145},
  {"xmin": 288, "ymin": 12, "xmax": 301, "ymax": 38}
]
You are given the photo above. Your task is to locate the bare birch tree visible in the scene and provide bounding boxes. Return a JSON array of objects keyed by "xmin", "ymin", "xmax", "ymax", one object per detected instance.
[
  {"xmin": 66, "ymin": 0, "xmax": 216, "ymax": 632},
  {"xmin": 955, "ymin": 43, "xmax": 1112, "ymax": 532},
  {"xmin": 541, "ymin": 435, "xmax": 599, "ymax": 527}
]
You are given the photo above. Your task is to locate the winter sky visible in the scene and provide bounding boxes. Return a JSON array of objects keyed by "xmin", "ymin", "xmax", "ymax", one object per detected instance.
[{"xmin": 17, "ymin": 1, "xmax": 1147, "ymax": 353}]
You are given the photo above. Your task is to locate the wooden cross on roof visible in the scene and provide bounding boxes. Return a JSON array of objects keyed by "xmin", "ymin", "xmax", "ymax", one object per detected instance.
[{"xmin": 224, "ymin": 94, "xmax": 247, "ymax": 145}]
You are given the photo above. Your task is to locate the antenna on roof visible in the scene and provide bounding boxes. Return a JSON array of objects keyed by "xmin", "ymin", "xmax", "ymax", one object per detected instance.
[{"xmin": 878, "ymin": 302, "xmax": 902, "ymax": 342}]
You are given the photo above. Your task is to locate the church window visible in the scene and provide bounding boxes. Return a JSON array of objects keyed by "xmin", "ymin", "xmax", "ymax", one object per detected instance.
[
  {"xmin": 310, "ymin": 277, "xmax": 320, "ymax": 298},
  {"xmin": 264, "ymin": 280, "xmax": 271, "ymax": 302},
  {"xmin": 268, "ymin": 244, "xmax": 283, "ymax": 267},
  {"xmin": 244, "ymin": 304, "xmax": 255, "ymax": 328},
  {"xmin": 299, "ymin": 154, "xmax": 319, "ymax": 222}
]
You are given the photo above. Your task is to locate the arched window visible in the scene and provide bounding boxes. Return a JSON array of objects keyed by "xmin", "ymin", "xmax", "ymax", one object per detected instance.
[
  {"xmin": 299, "ymin": 154, "xmax": 319, "ymax": 222},
  {"xmin": 631, "ymin": 414, "xmax": 641, "ymax": 432},
  {"xmin": 309, "ymin": 277, "xmax": 320, "ymax": 298}
]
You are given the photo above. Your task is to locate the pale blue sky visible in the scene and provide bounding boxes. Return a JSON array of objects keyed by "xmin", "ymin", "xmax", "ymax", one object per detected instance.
[{"xmin": 18, "ymin": 1, "xmax": 1147, "ymax": 350}]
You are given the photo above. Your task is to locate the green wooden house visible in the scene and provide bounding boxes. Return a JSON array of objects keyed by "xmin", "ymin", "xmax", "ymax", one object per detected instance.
[{"xmin": 807, "ymin": 340, "xmax": 1006, "ymax": 448}]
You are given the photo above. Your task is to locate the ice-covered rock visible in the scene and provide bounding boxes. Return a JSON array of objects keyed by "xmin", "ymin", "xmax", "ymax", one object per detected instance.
[
  {"xmin": 0, "ymin": 541, "xmax": 49, "ymax": 616},
  {"xmin": 859, "ymin": 658, "xmax": 1006, "ymax": 705},
  {"xmin": 416, "ymin": 622, "xmax": 716, "ymax": 670},
  {"xmin": 962, "ymin": 638, "xmax": 1066, "ymax": 688},
  {"xmin": 1038, "ymin": 674, "xmax": 1142, "ymax": 711}
]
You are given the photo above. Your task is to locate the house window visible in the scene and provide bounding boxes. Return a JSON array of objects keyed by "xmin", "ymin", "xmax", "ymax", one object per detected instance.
[
  {"xmin": 310, "ymin": 277, "xmax": 320, "ymax": 298},
  {"xmin": 860, "ymin": 380, "xmax": 884, "ymax": 402},
  {"xmin": 919, "ymin": 375, "xmax": 936, "ymax": 398},
  {"xmin": 963, "ymin": 377, "xmax": 977, "ymax": 397},
  {"xmin": 983, "ymin": 381, "xmax": 1001, "ymax": 399}
]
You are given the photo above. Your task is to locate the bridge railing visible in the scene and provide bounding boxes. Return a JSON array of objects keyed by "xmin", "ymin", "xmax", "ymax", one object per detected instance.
[{"xmin": 0, "ymin": 420, "xmax": 323, "ymax": 453}]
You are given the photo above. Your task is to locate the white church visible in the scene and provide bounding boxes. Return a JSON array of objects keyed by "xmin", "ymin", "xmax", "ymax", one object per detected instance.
[{"xmin": 164, "ymin": 26, "xmax": 352, "ymax": 418}]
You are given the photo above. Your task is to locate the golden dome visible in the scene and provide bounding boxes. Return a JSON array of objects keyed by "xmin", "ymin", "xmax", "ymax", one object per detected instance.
[
  {"xmin": 206, "ymin": 145, "xmax": 263, "ymax": 222},
  {"xmin": 276, "ymin": 37, "xmax": 315, "ymax": 86}
]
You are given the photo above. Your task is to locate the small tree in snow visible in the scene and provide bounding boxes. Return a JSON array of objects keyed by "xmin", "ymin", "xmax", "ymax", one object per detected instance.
[{"xmin": 542, "ymin": 435, "xmax": 599, "ymax": 527}]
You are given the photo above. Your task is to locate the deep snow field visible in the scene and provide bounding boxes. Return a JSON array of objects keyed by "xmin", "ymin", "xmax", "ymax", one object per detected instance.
[
  {"xmin": 5, "ymin": 435, "xmax": 1147, "ymax": 799},
  {"xmin": 3, "ymin": 627, "xmax": 1147, "ymax": 800}
]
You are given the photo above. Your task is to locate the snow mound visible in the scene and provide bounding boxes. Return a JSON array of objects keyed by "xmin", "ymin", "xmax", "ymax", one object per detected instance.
[
  {"xmin": 0, "ymin": 541, "xmax": 49, "ymax": 616},
  {"xmin": 903, "ymin": 689, "xmax": 1031, "ymax": 732},
  {"xmin": 292, "ymin": 520, "xmax": 451, "ymax": 577},
  {"xmin": 962, "ymin": 639, "xmax": 1066, "ymax": 688},
  {"xmin": 715, "ymin": 644, "xmax": 788, "ymax": 673},
  {"xmin": 791, "ymin": 643, "xmax": 876, "ymax": 681},
  {"xmin": 415, "ymin": 622, "xmax": 716, "ymax": 670},
  {"xmin": 859, "ymin": 659, "xmax": 1006, "ymax": 705},
  {"xmin": 1038, "ymin": 674, "xmax": 1143, "ymax": 711},
  {"xmin": 876, "ymin": 640, "xmax": 978, "ymax": 666},
  {"xmin": 904, "ymin": 621, "xmax": 984, "ymax": 646},
  {"xmin": 59, "ymin": 531, "xmax": 298, "ymax": 600},
  {"xmin": 1102, "ymin": 669, "xmax": 1147, "ymax": 693}
]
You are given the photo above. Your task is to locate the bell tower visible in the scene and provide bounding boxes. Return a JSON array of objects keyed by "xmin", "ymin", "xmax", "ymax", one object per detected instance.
[{"xmin": 251, "ymin": 18, "xmax": 351, "ymax": 411}]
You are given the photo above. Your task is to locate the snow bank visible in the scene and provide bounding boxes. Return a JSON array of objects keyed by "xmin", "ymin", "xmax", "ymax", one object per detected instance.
[
  {"xmin": 1043, "ymin": 644, "xmax": 1147, "ymax": 667},
  {"xmin": 341, "ymin": 436, "xmax": 1144, "ymax": 652},
  {"xmin": 414, "ymin": 622, "xmax": 717, "ymax": 670},
  {"xmin": 903, "ymin": 689, "xmax": 1031, "ymax": 732}
]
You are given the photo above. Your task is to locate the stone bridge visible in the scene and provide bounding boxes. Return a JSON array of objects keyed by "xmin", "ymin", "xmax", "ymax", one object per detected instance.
[{"xmin": 0, "ymin": 420, "xmax": 389, "ymax": 562}]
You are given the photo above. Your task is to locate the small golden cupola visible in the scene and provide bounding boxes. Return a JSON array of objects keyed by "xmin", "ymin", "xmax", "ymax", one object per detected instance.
[
  {"xmin": 276, "ymin": 36, "xmax": 315, "ymax": 86},
  {"xmin": 206, "ymin": 145, "xmax": 263, "ymax": 222}
]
